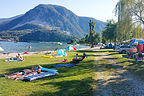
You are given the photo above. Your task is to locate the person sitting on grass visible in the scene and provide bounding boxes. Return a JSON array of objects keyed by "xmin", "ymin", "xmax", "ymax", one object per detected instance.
[
  {"xmin": 5, "ymin": 65, "xmax": 42, "ymax": 80},
  {"xmin": 72, "ymin": 53, "xmax": 87, "ymax": 63},
  {"xmin": 16, "ymin": 53, "xmax": 23, "ymax": 61},
  {"xmin": 76, "ymin": 53, "xmax": 78, "ymax": 59}
]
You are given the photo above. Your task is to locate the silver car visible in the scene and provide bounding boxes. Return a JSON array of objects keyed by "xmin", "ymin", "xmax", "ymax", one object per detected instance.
[{"xmin": 115, "ymin": 46, "xmax": 136, "ymax": 54}]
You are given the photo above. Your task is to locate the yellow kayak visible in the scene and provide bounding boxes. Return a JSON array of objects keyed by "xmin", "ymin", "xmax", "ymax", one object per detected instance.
[{"xmin": 42, "ymin": 55, "xmax": 55, "ymax": 58}]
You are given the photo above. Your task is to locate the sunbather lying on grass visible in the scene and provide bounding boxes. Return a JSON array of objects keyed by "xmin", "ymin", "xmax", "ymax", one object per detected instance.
[
  {"xmin": 7, "ymin": 53, "xmax": 24, "ymax": 61},
  {"xmin": 5, "ymin": 65, "xmax": 42, "ymax": 80}
]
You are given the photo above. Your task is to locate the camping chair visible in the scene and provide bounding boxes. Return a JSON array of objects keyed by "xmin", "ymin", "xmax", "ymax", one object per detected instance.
[
  {"xmin": 72, "ymin": 56, "xmax": 86, "ymax": 63},
  {"xmin": 137, "ymin": 53, "xmax": 144, "ymax": 60}
]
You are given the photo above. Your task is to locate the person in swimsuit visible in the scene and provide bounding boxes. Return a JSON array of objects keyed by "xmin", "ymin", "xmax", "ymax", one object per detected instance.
[
  {"xmin": 4, "ymin": 69, "xmax": 32, "ymax": 79},
  {"xmin": 32, "ymin": 65, "xmax": 42, "ymax": 74},
  {"xmin": 5, "ymin": 65, "xmax": 42, "ymax": 80},
  {"xmin": 16, "ymin": 53, "xmax": 23, "ymax": 61}
]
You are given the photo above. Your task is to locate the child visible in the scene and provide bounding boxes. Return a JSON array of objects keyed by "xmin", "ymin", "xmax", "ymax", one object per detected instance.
[{"xmin": 76, "ymin": 54, "xmax": 78, "ymax": 59}]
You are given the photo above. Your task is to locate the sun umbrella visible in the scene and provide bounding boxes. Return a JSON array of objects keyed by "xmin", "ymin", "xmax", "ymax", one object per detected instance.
[{"xmin": 0, "ymin": 47, "xmax": 4, "ymax": 51}]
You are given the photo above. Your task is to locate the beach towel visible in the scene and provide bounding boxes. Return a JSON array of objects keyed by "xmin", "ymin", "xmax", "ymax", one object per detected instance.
[
  {"xmin": 42, "ymin": 55, "xmax": 55, "ymax": 58},
  {"xmin": 5, "ymin": 58, "xmax": 24, "ymax": 62},
  {"xmin": 34, "ymin": 67, "xmax": 58, "ymax": 72},
  {"xmin": 22, "ymin": 71, "xmax": 58, "ymax": 81},
  {"xmin": 23, "ymin": 51, "xmax": 28, "ymax": 54},
  {"xmin": 41, "ymin": 67, "xmax": 58, "ymax": 72},
  {"xmin": 53, "ymin": 64, "xmax": 76, "ymax": 67}
]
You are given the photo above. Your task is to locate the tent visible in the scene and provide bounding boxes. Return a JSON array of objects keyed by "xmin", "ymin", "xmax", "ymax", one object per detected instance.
[
  {"xmin": 57, "ymin": 49, "xmax": 67, "ymax": 56},
  {"xmin": 0, "ymin": 47, "xmax": 4, "ymax": 51},
  {"xmin": 129, "ymin": 38, "xmax": 144, "ymax": 46},
  {"xmin": 66, "ymin": 45, "xmax": 76, "ymax": 50}
]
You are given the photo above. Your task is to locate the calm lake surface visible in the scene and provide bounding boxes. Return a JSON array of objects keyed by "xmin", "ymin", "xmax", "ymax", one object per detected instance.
[{"xmin": 0, "ymin": 41, "xmax": 89, "ymax": 53}]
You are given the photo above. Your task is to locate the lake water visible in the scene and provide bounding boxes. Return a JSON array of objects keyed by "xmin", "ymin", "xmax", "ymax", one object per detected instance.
[{"xmin": 0, "ymin": 41, "xmax": 89, "ymax": 53}]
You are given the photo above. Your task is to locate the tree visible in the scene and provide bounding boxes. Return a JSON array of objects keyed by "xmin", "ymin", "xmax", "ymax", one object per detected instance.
[
  {"xmin": 115, "ymin": 0, "xmax": 144, "ymax": 40},
  {"xmin": 89, "ymin": 20, "xmax": 95, "ymax": 48},
  {"xmin": 102, "ymin": 20, "xmax": 117, "ymax": 43},
  {"xmin": 94, "ymin": 32, "xmax": 101, "ymax": 44}
]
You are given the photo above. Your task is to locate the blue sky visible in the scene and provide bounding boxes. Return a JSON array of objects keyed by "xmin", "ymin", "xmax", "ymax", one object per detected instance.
[{"xmin": 0, "ymin": 0, "xmax": 118, "ymax": 22}]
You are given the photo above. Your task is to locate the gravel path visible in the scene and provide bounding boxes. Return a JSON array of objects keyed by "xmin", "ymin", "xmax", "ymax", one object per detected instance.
[{"xmin": 93, "ymin": 52, "xmax": 144, "ymax": 96}]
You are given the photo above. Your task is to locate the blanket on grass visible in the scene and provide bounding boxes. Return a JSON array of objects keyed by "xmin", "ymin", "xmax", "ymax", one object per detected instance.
[{"xmin": 53, "ymin": 64, "xmax": 76, "ymax": 67}]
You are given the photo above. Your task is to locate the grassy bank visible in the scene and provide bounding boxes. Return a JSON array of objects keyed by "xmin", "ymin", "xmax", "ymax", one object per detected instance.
[
  {"xmin": 0, "ymin": 50, "xmax": 95, "ymax": 96},
  {"xmin": 104, "ymin": 49, "xmax": 144, "ymax": 78},
  {"xmin": 92, "ymin": 49, "xmax": 144, "ymax": 81}
]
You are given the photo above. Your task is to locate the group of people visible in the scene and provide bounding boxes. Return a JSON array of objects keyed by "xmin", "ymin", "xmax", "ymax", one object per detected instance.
[
  {"xmin": 5, "ymin": 65, "xmax": 42, "ymax": 80},
  {"xmin": 5, "ymin": 51, "xmax": 87, "ymax": 80},
  {"xmin": 8, "ymin": 53, "xmax": 24, "ymax": 61}
]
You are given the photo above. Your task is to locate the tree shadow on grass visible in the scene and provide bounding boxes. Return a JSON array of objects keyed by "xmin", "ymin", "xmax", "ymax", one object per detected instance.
[
  {"xmin": 107, "ymin": 50, "xmax": 116, "ymax": 52},
  {"xmin": 104, "ymin": 58, "xmax": 118, "ymax": 60},
  {"xmin": 124, "ymin": 61, "xmax": 144, "ymax": 76},
  {"xmin": 94, "ymin": 70, "xmax": 143, "ymax": 96},
  {"xmin": 86, "ymin": 54, "xmax": 109, "ymax": 57},
  {"xmin": 2, "ymin": 59, "xmax": 94, "ymax": 95},
  {"xmin": 30, "ymin": 60, "xmax": 94, "ymax": 82},
  {"xmin": 76, "ymin": 50, "xmax": 108, "ymax": 53},
  {"xmin": 3, "ymin": 63, "xmax": 57, "ymax": 75},
  {"xmin": 2, "ymin": 59, "xmax": 94, "ymax": 80},
  {"xmin": 0, "ymin": 74, "xmax": 4, "ymax": 77},
  {"xmin": 108, "ymin": 52, "xmax": 119, "ymax": 56},
  {"xmin": 95, "ymin": 54, "xmax": 109, "ymax": 56},
  {"xmin": 27, "ymin": 77, "xmax": 93, "ymax": 96},
  {"xmin": 94, "ymin": 63, "xmax": 123, "ymax": 72},
  {"xmin": 113, "ymin": 59, "xmax": 144, "ymax": 78},
  {"xmin": 122, "ymin": 54, "xmax": 128, "ymax": 58},
  {"xmin": 93, "ymin": 57, "xmax": 144, "ymax": 95}
]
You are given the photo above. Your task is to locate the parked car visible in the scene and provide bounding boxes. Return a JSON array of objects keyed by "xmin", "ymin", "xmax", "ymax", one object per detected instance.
[
  {"xmin": 104, "ymin": 43, "xmax": 114, "ymax": 49},
  {"xmin": 115, "ymin": 45, "xmax": 137, "ymax": 54}
]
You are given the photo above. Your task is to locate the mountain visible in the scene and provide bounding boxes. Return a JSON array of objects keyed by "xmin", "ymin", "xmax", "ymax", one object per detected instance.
[
  {"xmin": 0, "ymin": 15, "xmax": 23, "ymax": 24},
  {"xmin": 0, "ymin": 4, "xmax": 106, "ymax": 42}
]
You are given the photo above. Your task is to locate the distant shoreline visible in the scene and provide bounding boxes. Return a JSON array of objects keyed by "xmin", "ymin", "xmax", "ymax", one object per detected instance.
[
  {"xmin": 0, "ymin": 50, "xmax": 55, "ymax": 59},
  {"xmin": 0, "ymin": 47, "xmax": 93, "ymax": 59}
]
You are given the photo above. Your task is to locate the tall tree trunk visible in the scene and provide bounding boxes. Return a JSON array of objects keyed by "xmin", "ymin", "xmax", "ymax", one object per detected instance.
[{"xmin": 89, "ymin": 20, "xmax": 94, "ymax": 48}]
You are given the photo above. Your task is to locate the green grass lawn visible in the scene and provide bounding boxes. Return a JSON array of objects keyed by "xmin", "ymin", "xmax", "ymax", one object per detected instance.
[
  {"xmin": 0, "ymin": 50, "xmax": 94, "ymax": 96},
  {"xmin": 1, "ymin": 49, "xmax": 143, "ymax": 96},
  {"xmin": 105, "ymin": 49, "xmax": 144, "ymax": 78}
]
